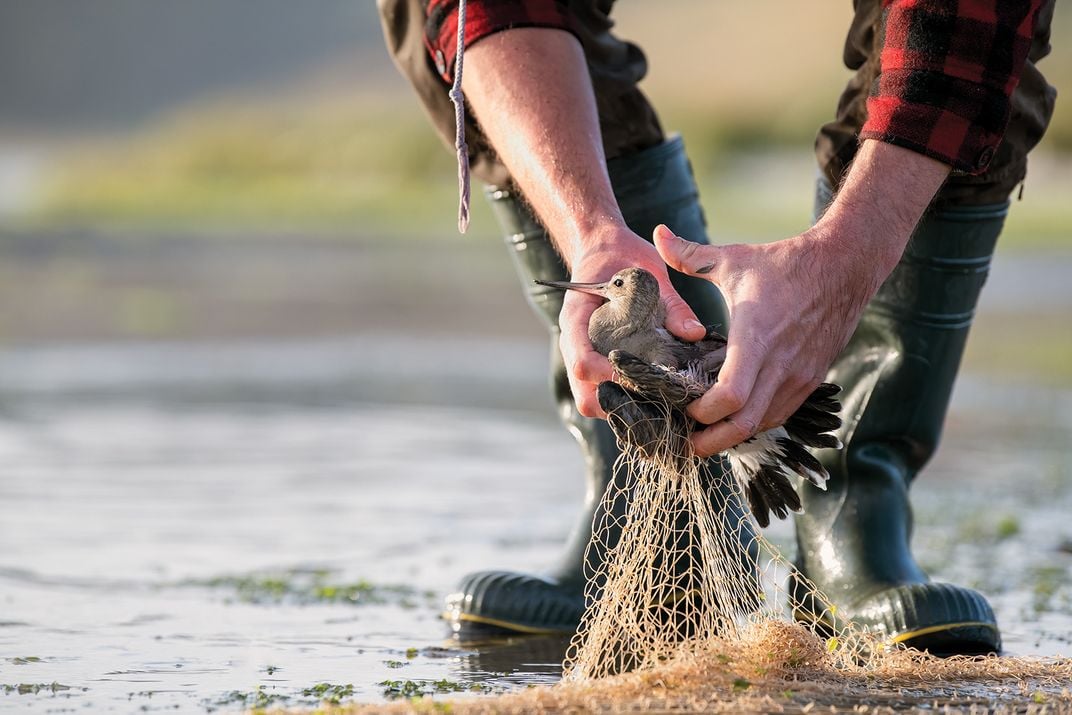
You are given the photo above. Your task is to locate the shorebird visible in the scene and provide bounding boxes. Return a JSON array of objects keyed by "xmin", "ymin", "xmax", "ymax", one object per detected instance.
[{"xmin": 536, "ymin": 267, "xmax": 843, "ymax": 527}]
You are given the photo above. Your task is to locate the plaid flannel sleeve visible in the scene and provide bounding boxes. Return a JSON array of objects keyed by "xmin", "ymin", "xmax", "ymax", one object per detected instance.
[
  {"xmin": 424, "ymin": 0, "xmax": 577, "ymax": 82},
  {"xmin": 862, "ymin": 0, "xmax": 1045, "ymax": 174}
]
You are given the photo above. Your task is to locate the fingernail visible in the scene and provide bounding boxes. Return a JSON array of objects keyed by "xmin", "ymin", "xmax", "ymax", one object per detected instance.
[{"xmin": 685, "ymin": 319, "xmax": 704, "ymax": 332}]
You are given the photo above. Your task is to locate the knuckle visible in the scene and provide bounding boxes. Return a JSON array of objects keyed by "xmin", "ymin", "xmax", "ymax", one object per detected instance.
[
  {"xmin": 773, "ymin": 356, "xmax": 795, "ymax": 377},
  {"xmin": 744, "ymin": 333, "xmax": 770, "ymax": 356},
  {"xmin": 784, "ymin": 368, "xmax": 810, "ymax": 391},
  {"xmin": 730, "ymin": 415, "xmax": 759, "ymax": 440},
  {"xmin": 676, "ymin": 242, "xmax": 709, "ymax": 271},
  {"xmin": 574, "ymin": 353, "xmax": 610, "ymax": 384},
  {"xmin": 690, "ymin": 429, "xmax": 719, "ymax": 458},
  {"xmin": 717, "ymin": 386, "xmax": 748, "ymax": 414},
  {"xmin": 577, "ymin": 392, "xmax": 603, "ymax": 418},
  {"xmin": 760, "ymin": 411, "xmax": 788, "ymax": 433},
  {"xmin": 677, "ymin": 239, "xmax": 700, "ymax": 260},
  {"xmin": 572, "ymin": 360, "xmax": 595, "ymax": 383},
  {"xmin": 691, "ymin": 441, "xmax": 717, "ymax": 459},
  {"xmin": 662, "ymin": 290, "xmax": 684, "ymax": 309}
]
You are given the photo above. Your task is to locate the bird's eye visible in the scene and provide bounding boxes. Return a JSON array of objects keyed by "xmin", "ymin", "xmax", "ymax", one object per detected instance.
[{"xmin": 613, "ymin": 278, "xmax": 624, "ymax": 288}]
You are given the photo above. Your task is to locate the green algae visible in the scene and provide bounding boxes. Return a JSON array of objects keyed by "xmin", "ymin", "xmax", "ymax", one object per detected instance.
[
  {"xmin": 185, "ymin": 568, "xmax": 437, "ymax": 607},
  {"xmin": 301, "ymin": 682, "xmax": 355, "ymax": 705},
  {"xmin": 1, "ymin": 682, "xmax": 79, "ymax": 695},
  {"xmin": 204, "ymin": 682, "xmax": 360, "ymax": 711},
  {"xmin": 379, "ymin": 679, "xmax": 493, "ymax": 700},
  {"xmin": 205, "ymin": 686, "xmax": 288, "ymax": 712}
]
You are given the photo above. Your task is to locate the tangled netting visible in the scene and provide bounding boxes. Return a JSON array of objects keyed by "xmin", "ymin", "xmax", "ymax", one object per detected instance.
[
  {"xmin": 564, "ymin": 394, "xmax": 852, "ymax": 680},
  {"xmin": 356, "ymin": 377, "xmax": 1071, "ymax": 714},
  {"xmin": 376, "ymin": 397, "xmax": 1072, "ymax": 713}
]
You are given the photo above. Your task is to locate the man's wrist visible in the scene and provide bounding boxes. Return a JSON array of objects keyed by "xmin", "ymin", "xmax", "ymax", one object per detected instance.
[
  {"xmin": 558, "ymin": 222, "xmax": 648, "ymax": 273},
  {"xmin": 812, "ymin": 200, "xmax": 909, "ymax": 279},
  {"xmin": 814, "ymin": 139, "xmax": 951, "ymax": 277},
  {"xmin": 562, "ymin": 220, "xmax": 629, "ymax": 265}
]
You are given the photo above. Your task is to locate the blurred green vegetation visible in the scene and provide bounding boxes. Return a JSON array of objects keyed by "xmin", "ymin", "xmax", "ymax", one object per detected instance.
[
  {"xmin": 31, "ymin": 99, "xmax": 460, "ymax": 236},
  {"xmin": 28, "ymin": 0, "xmax": 1071, "ymax": 246},
  {"xmin": 965, "ymin": 312, "xmax": 1072, "ymax": 387},
  {"xmin": 31, "ymin": 96, "xmax": 1072, "ymax": 249}
]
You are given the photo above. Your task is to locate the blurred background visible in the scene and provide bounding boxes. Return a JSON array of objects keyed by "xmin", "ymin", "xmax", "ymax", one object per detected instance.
[
  {"xmin": 0, "ymin": 1, "xmax": 1069, "ymax": 712},
  {"xmin": 2, "ymin": 0, "xmax": 1068, "ymax": 355}
]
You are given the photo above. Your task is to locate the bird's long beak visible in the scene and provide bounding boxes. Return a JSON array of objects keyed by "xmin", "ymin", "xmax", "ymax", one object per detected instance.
[{"xmin": 533, "ymin": 278, "xmax": 608, "ymax": 298}]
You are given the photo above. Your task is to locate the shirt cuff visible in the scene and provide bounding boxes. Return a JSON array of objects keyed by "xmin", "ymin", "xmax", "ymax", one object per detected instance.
[
  {"xmin": 861, "ymin": 0, "xmax": 1043, "ymax": 175},
  {"xmin": 424, "ymin": 0, "xmax": 578, "ymax": 83},
  {"xmin": 861, "ymin": 78, "xmax": 1004, "ymax": 174}
]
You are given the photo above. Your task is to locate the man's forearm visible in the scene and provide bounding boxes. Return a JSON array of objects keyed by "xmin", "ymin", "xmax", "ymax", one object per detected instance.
[
  {"xmin": 460, "ymin": 28, "xmax": 626, "ymax": 267},
  {"xmin": 458, "ymin": 27, "xmax": 709, "ymax": 418},
  {"xmin": 816, "ymin": 140, "xmax": 951, "ymax": 285}
]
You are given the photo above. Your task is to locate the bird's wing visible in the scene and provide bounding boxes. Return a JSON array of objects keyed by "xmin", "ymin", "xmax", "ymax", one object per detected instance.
[
  {"xmin": 609, "ymin": 350, "xmax": 704, "ymax": 407},
  {"xmin": 725, "ymin": 429, "xmax": 804, "ymax": 529},
  {"xmin": 782, "ymin": 382, "xmax": 843, "ymax": 450}
]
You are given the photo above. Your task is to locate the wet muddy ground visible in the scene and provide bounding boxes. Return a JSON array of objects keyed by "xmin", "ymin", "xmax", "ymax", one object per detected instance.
[
  {"xmin": 0, "ymin": 336, "xmax": 1069, "ymax": 713},
  {"xmin": 0, "ymin": 236, "xmax": 1070, "ymax": 712}
]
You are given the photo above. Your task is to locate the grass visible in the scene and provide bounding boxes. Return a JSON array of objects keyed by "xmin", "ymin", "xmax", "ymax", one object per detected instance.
[
  {"xmin": 23, "ymin": 0, "xmax": 1072, "ymax": 248},
  {"xmin": 29, "ymin": 99, "xmax": 462, "ymax": 237},
  {"xmin": 964, "ymin": 311, "xmax": 1072, "ymax": 385},
  {"xmin": 29, "ymin": 100, "xmax": 1072, "ymax": 250}
]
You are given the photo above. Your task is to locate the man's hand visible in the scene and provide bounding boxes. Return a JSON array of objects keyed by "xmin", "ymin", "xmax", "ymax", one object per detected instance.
[
  {"xmin": 562, "ymin": 229, "xmax": 706, "ymax": 418},
  {"xmin": 653, "ymin": 139, "xmax": 951, "ymax": 457},
  {"xmin": 653, "ymin": 224, "xmax": 878, "ymax": 456}
]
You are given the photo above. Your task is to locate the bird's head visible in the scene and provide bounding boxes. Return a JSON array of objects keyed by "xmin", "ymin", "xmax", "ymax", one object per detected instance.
[
  {"xmin": 536, "ymin": 267, "xmax": 666, "ymax": 355},
  {"xmin": 534, "ymin": 267, "xmax": 661, "ymax": 314}
]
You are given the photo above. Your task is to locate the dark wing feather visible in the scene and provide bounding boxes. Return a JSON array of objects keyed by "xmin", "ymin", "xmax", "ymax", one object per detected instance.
[
  {"xmin": 757, "ymin": 466, "xmax": 801, "ymax": 519},
  {"xmin": 745, "ymin": 479, "xmax": 771, "ymax": 528},
  {"xmin": 776, "ymin": 437, "xmax": 829, "ymax": 487},
  {"xmin": 783, "ymin": 383, "xmax": 843, "ymax": 449}
]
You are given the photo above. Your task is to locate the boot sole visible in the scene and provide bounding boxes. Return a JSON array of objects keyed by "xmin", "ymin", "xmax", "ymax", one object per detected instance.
[
  {"xmin": 443, "ymin": 610, "xmax": 573, "ymax": 638},
  {"xmin": 443, "ymin": 571, "xmax": 585, "ymax": 638},
  {"xmin": 793, "ymin": 581, "xmax": 1001, "ymax": 656}
]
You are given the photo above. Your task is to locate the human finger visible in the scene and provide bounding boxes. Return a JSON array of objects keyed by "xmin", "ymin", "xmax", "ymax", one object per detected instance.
[
  {"xmin": 685, "ymin": 323, "xmax": 764, "ymax": 426},
  {"xmin": 690, "ymin": 363, "xmax": 782, "ymax": 457},
  {"xmin": 759, "ymin": 378, "xmax": 819, "ymax": 433},
  {"xmin": 558, "ymin": 291, "xmax": 612, "ymax": 417},
  {"xmin": 653, "ymin": 224, "xmax": 724, "ymax": 280}
]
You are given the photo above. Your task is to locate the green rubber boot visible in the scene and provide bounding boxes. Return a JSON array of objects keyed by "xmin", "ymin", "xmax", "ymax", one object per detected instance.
[
  {"xmin": 792, "ymin": 179, "xmax": 1006, "ymax": 655},
  {"xmin": 445, "ymin": 136, "xmax": 752, "ymax": 637}
]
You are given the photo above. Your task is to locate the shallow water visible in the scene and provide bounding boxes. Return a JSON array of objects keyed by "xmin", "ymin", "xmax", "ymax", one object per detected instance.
[{"xmin": 0, "ymin": 337, "xmax": 1070, "ymax": 713}]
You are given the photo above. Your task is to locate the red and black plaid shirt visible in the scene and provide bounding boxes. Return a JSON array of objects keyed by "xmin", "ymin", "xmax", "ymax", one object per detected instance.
[{"xmin": 424, "ymin": 0, "xmax": 1045, "ymax": 175}]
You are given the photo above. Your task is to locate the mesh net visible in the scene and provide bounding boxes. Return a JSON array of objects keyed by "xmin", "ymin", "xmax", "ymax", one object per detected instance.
[
  {"xmin": 356, "ymin": 371, "xmax": 1072, "ymax": 713},
  {"xmin": 565, "ymin": 394, "xmax": 853, "ymax": 680},
  {"xmin": 547, "ymin": 390, "xmax": 1069, "ymax": 711}
]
